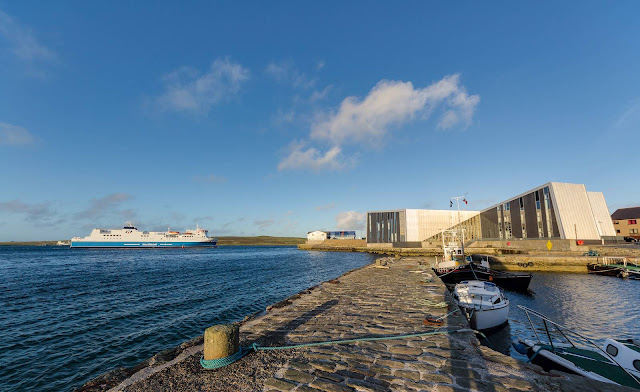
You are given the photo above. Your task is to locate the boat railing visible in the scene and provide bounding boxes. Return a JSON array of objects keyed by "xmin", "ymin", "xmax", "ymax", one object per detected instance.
[
  {"xmin": 601, "ymin": 256, "xmax": 627, "ymax": 266},
  {"xmin": 518, "ymin": 305, "xmax": 640, "ymax": 387}
]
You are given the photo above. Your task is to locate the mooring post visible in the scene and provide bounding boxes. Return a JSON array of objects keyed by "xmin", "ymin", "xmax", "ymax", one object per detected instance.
[{"xmin": 204, "ymin": 323, "xmax": 239, "ymax": 360}]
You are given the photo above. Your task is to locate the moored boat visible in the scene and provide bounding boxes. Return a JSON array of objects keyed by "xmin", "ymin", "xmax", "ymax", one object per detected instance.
[
  {"xmin": 588, "ymin": 257, "xmax": 640, "ymax": 280},
  {"xmin": 453, "ymin": 280, "xmax": 509, "ymax": 331},
  {"xmin": 514, "ymin": 306, "xmax": 640, "ymax": 389}
]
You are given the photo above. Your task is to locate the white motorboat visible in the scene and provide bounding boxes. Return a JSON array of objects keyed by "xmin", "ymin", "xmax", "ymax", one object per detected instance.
[{"xmin": 453, "ymin": 280, "xmax": 509, "ymax": 331}]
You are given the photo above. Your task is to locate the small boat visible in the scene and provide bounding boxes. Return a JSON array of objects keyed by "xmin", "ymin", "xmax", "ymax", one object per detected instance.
[
  {"xmin": 434, "ymin": 257, "xmax": 533, "ymax": 291},
  {"xmin": 514, "ymin": 306, "xmax": 640, "ymax": 389},
  {"xmin": 453, "ymin": 280, "xmax": 509, "ymax": 331},
  {"xmin": 588, "ymin": 257, "xmax": 640, "ymax": 280}
]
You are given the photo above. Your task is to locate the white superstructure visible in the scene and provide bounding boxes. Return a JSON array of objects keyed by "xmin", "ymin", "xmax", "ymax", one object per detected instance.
[{"xmin": 70, "ymin": 223, "xmax": 218, "ymax": 248}]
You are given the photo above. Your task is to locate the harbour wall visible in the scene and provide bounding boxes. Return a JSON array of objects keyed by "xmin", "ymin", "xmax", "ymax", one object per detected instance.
[
  {"xmin": 299, "ymin": 241, "xmax": 640, "ymax": 272},
  {"xmin": 79, "ymin": 257, "xmax": 633, "ymax": 392}
]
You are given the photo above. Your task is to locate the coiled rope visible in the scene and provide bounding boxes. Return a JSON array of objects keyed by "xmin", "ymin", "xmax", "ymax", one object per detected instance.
[{"xmin": 200, "ymin": 328, "xmax": 471, "ymax": 370}]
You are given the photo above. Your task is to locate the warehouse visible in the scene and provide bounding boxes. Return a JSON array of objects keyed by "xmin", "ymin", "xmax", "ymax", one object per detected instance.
[{"xmin": 366, "ymin": 182, "xmax": 617, "ymax": 247}]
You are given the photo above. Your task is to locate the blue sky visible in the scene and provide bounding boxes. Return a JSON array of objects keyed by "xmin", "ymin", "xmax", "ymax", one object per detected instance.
[{"xmin": 1, "ymin": 2, "xmax": 639, "ymax": 241}]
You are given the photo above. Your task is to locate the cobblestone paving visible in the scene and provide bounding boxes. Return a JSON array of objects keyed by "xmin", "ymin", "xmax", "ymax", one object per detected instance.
[{"xmin": 113, "ymin": 257, "xmax": 635, "ymax": 392}]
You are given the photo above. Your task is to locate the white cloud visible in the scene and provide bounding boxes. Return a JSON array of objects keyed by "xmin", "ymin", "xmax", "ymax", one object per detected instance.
[
  {"xmin": 311, "ymin": 74, "xmax": 479, "ymax": 146},
  {"xmin": 336, "ymin": 211, "xmax": 366, "ymax": 230},
  {"xmin": 155, "ymin": 57, "xmax": 249, "ymax": 114},
  {"xmin": 277, "ymin": 142, "xmax": 346, "ymax": 171},
  {"xmin": 0, "ymin": 123, "xmax": 36, "ymax": 146},
  {"xmin": 266, "ymin": 60, "xmax": 315, "ymax": 89},
  {"xmin": 0, "ymin": 10, "xmax": 57, "ymax": 76},
  {"xmin": 277, "ymin": 74, "xmax": 479, "ymax": 171}
]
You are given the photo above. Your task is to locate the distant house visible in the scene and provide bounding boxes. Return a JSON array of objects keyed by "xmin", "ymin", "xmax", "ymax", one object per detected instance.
[
  {"xmin": 611, "ymin": 207, "xmax": 640, "ymax": 239},
  {"xmin": 307, "ymin": 231, "xmax": 328, "ymax": 241}
]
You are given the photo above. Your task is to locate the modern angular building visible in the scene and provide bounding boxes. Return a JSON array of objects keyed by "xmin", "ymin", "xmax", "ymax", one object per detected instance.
[{"xmin": 366, "ymin": 182, "xmax": 617, "ymax": 247}]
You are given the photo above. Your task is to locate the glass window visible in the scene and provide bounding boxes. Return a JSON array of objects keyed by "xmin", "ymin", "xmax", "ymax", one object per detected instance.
[
  {"xmin": 629, "ymin": 220, "xmax": 637, "ymax": 225},
  {"xmin": 606, "ymin": 344, "xmax": 618, "ymax": 357}
]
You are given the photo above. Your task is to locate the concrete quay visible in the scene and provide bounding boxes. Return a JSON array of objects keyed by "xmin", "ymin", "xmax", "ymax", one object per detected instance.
[{"xmin": 82, "ymin": 257, "xmax": 634, "ymax": 392}]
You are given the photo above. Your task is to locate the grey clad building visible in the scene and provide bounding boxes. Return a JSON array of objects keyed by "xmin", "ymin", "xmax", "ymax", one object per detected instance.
[{"xmin": 367, "ymin": 182, "xmax": 617, "ymax": 247}]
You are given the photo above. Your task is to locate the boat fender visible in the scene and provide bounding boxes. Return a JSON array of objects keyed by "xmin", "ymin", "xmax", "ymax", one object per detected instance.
[
  {"xmin": 511, "ymin": 340, "xmax": 528, "ymax": 355},
  {"xmin": 489, "ymin": 276, "xmax": 493, "ymax": 281}
]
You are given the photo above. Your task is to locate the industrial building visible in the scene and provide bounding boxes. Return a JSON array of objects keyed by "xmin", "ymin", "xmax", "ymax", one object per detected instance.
[
  {"xmin": 611, "ymin": 207, "xmax": 640, "ymax": 239},
  {"xmin": 366, "ymin": 182, "xmax": 617, "ymax": 247}
]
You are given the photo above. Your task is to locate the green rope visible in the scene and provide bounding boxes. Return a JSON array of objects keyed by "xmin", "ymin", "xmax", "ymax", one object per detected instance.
[
  {"xmin": 200, "ymin": 347, "xmax": 253, "ymax": 369},
  {"xmin": 417, "ymin": 299, "xmax": 449, "ymax": 308},
  {"xmin": 200, "ymin": 328, "xmax": 471, "ymax": 369}
]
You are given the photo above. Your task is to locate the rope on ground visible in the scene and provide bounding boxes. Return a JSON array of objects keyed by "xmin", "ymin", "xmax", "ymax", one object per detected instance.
[
  {"xmin": 200, "ymin": 328, "xmax": 472, "ymax": 369},
  {"xmin": 417, "ymin": 299, "xmax": 449, "ymax": 308}
]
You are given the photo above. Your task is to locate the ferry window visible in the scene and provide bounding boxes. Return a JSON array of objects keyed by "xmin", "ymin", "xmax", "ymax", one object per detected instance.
[
  {"xmin": 634, "ymin": 360, "xmax": 640, "ymax": 371},
  {"xmin": 605, "ymin": 344, "xmax": 618, "ymax": 357}
]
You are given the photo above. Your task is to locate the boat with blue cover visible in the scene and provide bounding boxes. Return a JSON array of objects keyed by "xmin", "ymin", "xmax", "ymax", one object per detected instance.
[{"xmin": 70, "ymin": 223, "xmax": 218, "ymax": 248}]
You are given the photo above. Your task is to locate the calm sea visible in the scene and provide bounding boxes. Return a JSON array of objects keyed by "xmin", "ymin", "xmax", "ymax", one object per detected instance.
[
  {"xmin": 483, "ymin": 271, "xmax": 640, "ymax": 359},
  {"xmin": 0, "ymin": 246, "xmax": 376, "ymax": 392},
  {"xmin": 2, "ymin": 248, "xmax": 639, "ymax": 391}
]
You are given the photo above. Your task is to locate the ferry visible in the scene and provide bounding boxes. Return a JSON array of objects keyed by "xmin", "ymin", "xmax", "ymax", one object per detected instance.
[{"xmin": 70, "ymin": 223, "xmax": 218, "ymax": 248}]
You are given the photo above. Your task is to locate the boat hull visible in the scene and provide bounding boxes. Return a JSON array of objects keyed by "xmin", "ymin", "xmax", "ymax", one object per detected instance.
[
  {"xmin": 434, "ymin": 263, "xmax": 532, "ymax": 291},
  {"xmin": 465, "ymin": 303, "xmax": 509, "ymax": 331},
  {"xmin": 70, "ymin": 241, "xmax": 218, "ymax": 248}
]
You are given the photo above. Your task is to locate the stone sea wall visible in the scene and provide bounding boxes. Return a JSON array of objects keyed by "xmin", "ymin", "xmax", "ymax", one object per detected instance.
[{"xmin": 80, "ymin": 257, "xmax": 634, "ymax": 392}]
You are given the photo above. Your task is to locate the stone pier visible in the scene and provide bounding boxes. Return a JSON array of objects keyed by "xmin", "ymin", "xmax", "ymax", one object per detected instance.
[{"xmin": 82, "ymin": 257, "xmax": 634, "ymax": 392}]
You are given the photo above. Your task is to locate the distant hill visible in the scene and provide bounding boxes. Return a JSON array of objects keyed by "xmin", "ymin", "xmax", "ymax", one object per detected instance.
[{"xmin": 0, "ymin": 236, "xmax": 306, "ymax": 247}]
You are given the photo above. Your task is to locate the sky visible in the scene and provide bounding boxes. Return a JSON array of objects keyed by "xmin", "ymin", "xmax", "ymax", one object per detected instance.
[{"xmin": 1, "ymin": 1, "xmax": 639, "ymax": 241}]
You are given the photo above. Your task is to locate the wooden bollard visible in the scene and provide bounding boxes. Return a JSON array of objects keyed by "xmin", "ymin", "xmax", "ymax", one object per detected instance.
[{"xmin": 204, "ymin": 324, "xmax": 239, "ymax": 360}]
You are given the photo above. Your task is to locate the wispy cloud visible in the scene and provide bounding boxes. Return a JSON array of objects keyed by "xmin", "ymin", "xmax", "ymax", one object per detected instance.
[
  {"xmin": 278, "ymin": 74, "xmax": 479, "ymax": 171},
  {"xmin": 314, "ymin": 202, "xmax": 335, "ymax": 211},
  {"xmin": 336, "ymin": 211, "xmax": 366, "ymax": 230},
  {"xmin": 154, "ymin": 57, "xmax": 249, "ymax": 115},
  {"xmin": 613, "ymin": 98, "xmax": 640, "ymax": 129},
  {"xmin": 266, "ymin": 60, "xmax": 315, "ymax": 89},
  {"xmin": 193, "ymin": 174, "xmax": 227, "ymax": 183},
  {"xmin": 73, "ymin": 193, "xmax": 134, "ymax": 220},
  {"xmin": 0, "ymin": 123, "xmax": 36, "ymax": 146},
  {"xmin": 0, "ymin": 9, "xmax": 58, "ymax": 77},
  {"xmin": 0, "ymin": 199, "xmax": 59, "ymax": 224},
  {"xmin": 254, "ymin": 219, "xmax": 275, "ymax": 230}
]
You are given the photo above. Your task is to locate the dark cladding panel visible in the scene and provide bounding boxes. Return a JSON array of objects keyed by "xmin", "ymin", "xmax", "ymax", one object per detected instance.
[
  {"xmin": 510, "ymin": 199, "xmax": 522, "ymax": 238},
  {"xmin": 540, "ymin": 189, "xmax": 549, "ymax": 236},
  {"xmin": 481, "ymin": 208, "xmax": 499, "ymax": 239},
  {"xmin": 524, "ymin": 192, "xmax": 538, "ymax": 238}
]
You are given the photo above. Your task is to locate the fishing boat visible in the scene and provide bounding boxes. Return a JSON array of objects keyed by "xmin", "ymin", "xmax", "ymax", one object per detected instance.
[
  {"xmin": 588, "ymin": 257, "xmax": 640, "ymax": 279},
  {"xmin": 513, "ymin": 306, "xmax": 640, "ymax": 389},
  {"xmin": 453, "ymin": 280, "xmax": 509, "ymax": 331},
  {"xmin": 432, "ymin": 230, "xmax": 532, "ymax": 291}
]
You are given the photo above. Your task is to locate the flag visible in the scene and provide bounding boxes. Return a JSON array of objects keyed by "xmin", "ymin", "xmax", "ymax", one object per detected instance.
[
  {"xmin": 463, "ymin": 198, "xmax": 468, "ymax": 205},
  {"xmin": 449, "ymin": 200, "xmax": 453, "ymax": 208}
]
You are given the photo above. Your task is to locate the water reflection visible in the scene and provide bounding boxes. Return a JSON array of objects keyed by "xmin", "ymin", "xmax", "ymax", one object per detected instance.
[{"xmin": 481, "ymin": 272, "xmax": 640, "ymax": 359}]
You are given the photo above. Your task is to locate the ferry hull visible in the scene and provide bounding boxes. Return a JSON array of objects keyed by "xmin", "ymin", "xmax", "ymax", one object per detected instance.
[{"xmin": 70, "ymin": 241, "xmax": 218, "ymax": 248}]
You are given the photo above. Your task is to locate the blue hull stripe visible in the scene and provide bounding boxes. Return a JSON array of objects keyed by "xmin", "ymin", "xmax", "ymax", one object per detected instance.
[{"xmin": 70, "ymin": 241, "xmax": 218, "ymax": 248}]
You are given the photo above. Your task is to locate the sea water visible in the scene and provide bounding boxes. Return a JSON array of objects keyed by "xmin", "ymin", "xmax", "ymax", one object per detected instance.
[{"xmin": 0, "ymin": 246, "xmax": 375, "ymax": 392}]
